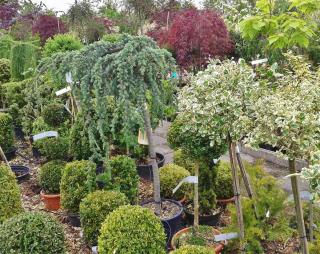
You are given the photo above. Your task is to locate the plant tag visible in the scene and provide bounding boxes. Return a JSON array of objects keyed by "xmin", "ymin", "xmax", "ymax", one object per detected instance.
[
  {"xmin": 266, "ymin": 210, "xmax": 270, "ymax": 218},
  {"xmin": 214, "ymin": 232, "xmax": 239, "ymax": 242},
  {"xmin": 213, "ymin": 158, "xmax": 220, "ymax": 164},
  {"xmin": 66, "ymin": 72, "xmax": 73, "ymax": 84},
  {"xmin": 92, "ymin": 246, "xmax": 98, "ymax": 254},
  {"xmin": 173, "ymin": 176, "xmax": 198, "ymax": 194},
  {"xmin": 236, "ymin": 145, "xmax": 241, "ymax": 153},
  {"xmin": 56, "ymin": 86, "xmax": 71, "ymax": 96},
  {"xmin": 251, "ymin": 58, "xmax": 268, "ymax": 65},
  {"xmin": 33, "ymin": 131, "xmax": 58, "ymax": 141}
]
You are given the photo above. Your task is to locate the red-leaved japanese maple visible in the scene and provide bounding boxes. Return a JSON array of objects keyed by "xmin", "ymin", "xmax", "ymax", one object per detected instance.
[
  {"xmin": 150, "ymin": 9, "xmax": 233, "ymax": 71},
  {"xmin": 32, "ymin": 15, "xmax": 67, "ymax": 45},
  {"xmin": 0, "ymin": 3, "xmax": 19, "ymax": 29}
]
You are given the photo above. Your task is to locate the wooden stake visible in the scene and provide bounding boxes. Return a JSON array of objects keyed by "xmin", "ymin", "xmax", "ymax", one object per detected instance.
[
  {"xmin": 235, "ymin": 145, "xmax": 258, "ymax": 219},
  {"xmin": 309, "ymin": 201, "xmax": 313, "ymax": 242},
  {"xmin": 0, "ymin": 145, "xmax": 10, "ymax": 168},
  {"xmin": 228, "ymin": 135, "xmax": 244, "ymax": 239},
  {"xmin": 194, "ymin": 163, "xmax": 199, "ymax": 230},
  {"xmin": 289, "ymin": 159, "xmax": 308, "ymax": 254}
]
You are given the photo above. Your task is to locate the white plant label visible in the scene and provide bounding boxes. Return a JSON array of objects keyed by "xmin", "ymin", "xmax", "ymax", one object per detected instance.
[
  {"xmin": 173, "ymin": 176, "xmax": 198, "ymax": 194},
  {"xmin": 92, "ymin": 246, "xmax": 98, "ymax": 254},
  {"xmin": 251, "ymin": 58, "xmax": 268, "ymax": 66},
  {"xmin": 33, "ymin": 131, "xmax": 58, "ymax": 141},
  {"xmin": 66, "ymin": 72, "xmax": 73, "ymax": 84},
  {"xmin": 56, "ymin": 86, "xmax": 71, "ymax": 96},
  {"xmin": 214, "ymin": 232, "xmax": 239, "ymax": 242},
  {"xmin": 266, "ymin": 210, "xmax": 270, "ymax": 218}
]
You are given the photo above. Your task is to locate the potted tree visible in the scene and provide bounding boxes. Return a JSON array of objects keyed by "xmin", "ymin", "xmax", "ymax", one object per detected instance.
[{"xmin": 39, "ymin": 160, "xmax": 66, "ymax": 211}]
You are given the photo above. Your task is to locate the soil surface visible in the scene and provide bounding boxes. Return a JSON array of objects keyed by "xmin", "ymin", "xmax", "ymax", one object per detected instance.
[{"xmin": 142, "ymin": 200, "xmax": 182, "ymax": 220}]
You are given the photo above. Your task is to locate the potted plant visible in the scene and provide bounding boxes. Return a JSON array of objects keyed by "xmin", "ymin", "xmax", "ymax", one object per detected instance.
[
  {"xmin": 60, "ymin": 160, "xmax": 96, "ymax": 226},
  {"xmin": 0, "ymin": 212, "xmax": 66, "ymax": 253},
  {"xmin": 0, "ymin": 163, "xmax": 23, "ymax": 223},
  {"xmin": 39, "ymin": 160, "xmax": 66, "ymax": 211},
  {"xmin": 98, "ymin": 205, "xmax": 166, "ymax": 253},
  {"xmin": 0, "ymin": 113, "xmax": 16, "ymax": 160},
  {"xmin": 215, "ymin": 161, "xmax": 235, "ymax": 207}
]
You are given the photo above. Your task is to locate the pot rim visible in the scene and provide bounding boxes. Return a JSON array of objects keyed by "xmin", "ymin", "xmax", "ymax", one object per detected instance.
[
  {"xmin": 216, "ymin": 196, "xmax": 236, "ymax": 203},
  {"xmin": 40, "ymin": 190, "xmax": 60, "ymax": 198},
  {"xmin": 184, "ymin": 201, "xmax": 222, "ymax": 217}
]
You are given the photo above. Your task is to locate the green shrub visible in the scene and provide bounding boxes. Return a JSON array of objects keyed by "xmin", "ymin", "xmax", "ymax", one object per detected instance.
[
  {"xmin": 42, "ymin": 103, "xmax": 69, "ymax": 127},
  {"xmin": 0, "ymin": 113, "xmax": 14, "ymax": 153},
  {"xmin": 61, "ymin": 160, "xmax": 96, "ymax": 214},
  {"xmin": 214, "ymin": 161, "xmax": 234, "ymax": 199},
  {"xmin": 171, "ymin": 245, "xmax": 213, "ymax": 254},
  {"xmin": 43, "ymin": 34, "xmax": 83, "ymax": 57},
  {"xmin": 159, "ymin": 163, "xmax": 191, "ymax": 200},
  {"xmin": 98, "ymin": 205, "xmax": 166, "ymax": 254},
  {"xmin": 39, "ymin": 160, "xmax": 66, "ymax": 194},
  {"xmin": 79, "ymin": 190, "xmax": 128, "ymax": 245},
  {"xmin": 0, "ymin": 35, "xmax": 14, "ymax": 59},
  {"xmin": 0, "ymin": 212, "xmax": 65, "ymax": 254},
  {"xmin": 102, "ymin": 33, "xmax": 123, "ymax": 43},
  {"xmin": 35, "ymin": 137, "xmax": 70, "ymax": 161},
  {"xmin": 0, "ymin": 164, "xmax": 22, "ymax": 223},
  {"xmin": 103, "ymin": 155, "xmax": 139, "ymax": 204},
  {"xmin": 0, "ymin": 58, "xmax": 11, "ymax": 83},
  {"xmin": 173, "ymin": 149, "xmax": 197, "ymax": 173}
]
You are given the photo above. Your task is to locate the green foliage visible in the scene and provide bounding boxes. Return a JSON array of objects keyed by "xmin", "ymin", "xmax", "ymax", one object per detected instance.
[
  {"xmin": 0, "ymin": 113, "xmax": 14, "ymax": 152},
  {"xmin": 101, "ymin": 155, "xmax": 139, "ymax": 204},
  {"xmin": 240, "ymin": 0, "xmax": 320, "ymax": 49},
  {"xmin": 42, "ymin": 102, "xmax": 69, "ymax": 127},
  {"xmin": 102, "ymin": 33, "xmax": 123, "ymax": 43},
  {"xmin": 173, "ymin": 225, "xmax": 214, "ymax": 248},
  {"xmin": 43, "ymin": 34, "xmax": 83, "ymax": 58},
  {"xmin": 171, "ymin": 245, "xmax": 213, "ymax": 254},
  {"xmin": 0, "ymin": 58, "xmax": 10, "ymax": 83},
  {"xmin": 0, "ymin": 164, "xmax": 22, "ymax": 223},
  {"xmin": 225, "ymin": 162, "xmax": 294, "ymax": 253},
  {"xmin": 10, "ymin": 41, "xmax": 38, "ymax": 81},
  {"xmin": 0, "ymin": 212, "xmax": 66, "ymax": 254},
  {"xmin": 98, "ymin": 205, "xmax": 166, "ymax": 254},
  {"xmin": 79, "ymin": 190, "xmax": 128, "ymax": 245},
  {"xmin": 35, "ymin": 137, "xmax": 70, "ymax": 161},
  {"xmin": 159, "ymin": 163, "xmax": 191, "ymax": 200},
  {"xmin": 0, "ymin": 35, "xmax": 14, "ymax": 59},
  {"xmin": 60, "ymin": 160, "xmax": 97, "ymax": 214},
  {"xmin": 215, "ymin": 161, "xmax": 234, "ymax": 199},
  {"xmin": 39, "ymin": 160, "xmax": 66, "ymax": 194}
]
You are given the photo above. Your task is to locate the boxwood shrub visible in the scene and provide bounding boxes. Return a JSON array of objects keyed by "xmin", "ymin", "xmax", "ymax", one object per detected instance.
[
  {"xmin": 214, "ymin": 161, "xmax": 234, "ymax": 199},
  {"xmin": 0, "ymin": 164, "xmax": 22, "ymax": 223},
  {"xmin": 60, "ymin": 160, "xmax": 96, "ymax": 214},
  {"xmin": 42, "ymin": 102, "xmax": 69, "ymax": 127},
  {"xmin": 39, "ymin": 160, "xmax": 66, "ymax": 194},
  {"xmin": 0, "ymin": 112, "xmax": 14, "ymax": 153},
  {"xmin": 79, "ymin": 190, "xmax": 128, "ymax": 245},
  {"xmin": 98, "ymin": 205, "xmax": 166, "ymax": 254},
  {"xmin": 171, "ymin": 245, "xmax": 213, "ymax": 254},
  {"xmin": 0, "ymin": 212, "xmax": 65, "ymax": 254},
  {"xmin": 159, "ymin": 163, "xmax": 191, "ymax": 200},
  {"xmin": 35, "ymin": 137, "xmax": 70, "ymax": 161}
]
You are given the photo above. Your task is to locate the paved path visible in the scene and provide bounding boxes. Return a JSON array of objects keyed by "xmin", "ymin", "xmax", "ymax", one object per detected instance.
[{"xmin": 153, "ymin": 121, "xmax": 309, "ymax": 194}]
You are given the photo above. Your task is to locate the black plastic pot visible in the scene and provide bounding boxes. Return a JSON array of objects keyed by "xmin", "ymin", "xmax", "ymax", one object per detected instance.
[
  {"xmin": 14, "ymin": 125, "xmax": 24, "ymax": 140},
  {"xmin": 184, "ymin": 202, "xmax": 222, "ymax": 227},
  {"xmin": 3, "ymin": 147, "xmax": 16, "ymax": 161},
  {"xmin": 10, "ymin": 165, "xmax": 30, "ymax": 183},
  {"xmin": 68, "ymin": 213, "xmax": 81, "ymax": 227},
  {"xmin": 137, "ymin": 152, "xmax": 165, "ymax": 180},
  {"xmin": 32, "ymin": 147, "xmax": 41, "ymax": 158},
  {"xmin": 141, "ymin": 199, "xmax": 183, "ymax": 247},
  {"xmin": 96, "ymin": 180, "xmax": 105, "ymax": 190},
  {"xmin": 96, "ymin": 161, "xmax": 104, "ymax": 174}
]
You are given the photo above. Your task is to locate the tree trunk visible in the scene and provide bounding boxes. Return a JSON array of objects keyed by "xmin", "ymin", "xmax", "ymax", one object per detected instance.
[
  {"xmin": 143, "ymin": 104, "xmax": 161, "ymax": 215},
  {"xmin": 0, "ymin": 145, "xmax": 10, "ymax": 168},
  {"xmin": 289, "ymin": 159, "xmax": 308, "ymax": 254},
  {"xmin": 194, "ymin": 162, "xmax": 199, "ymax": 231},
  {"xmin": 228, "ymin": 135, "xmax": 244, "ymax": 239}
]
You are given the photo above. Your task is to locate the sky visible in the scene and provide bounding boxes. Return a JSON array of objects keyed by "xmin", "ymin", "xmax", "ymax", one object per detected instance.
[{"xmin": 34, "ymin": 0, "xmax": 202, "ymax": 13}]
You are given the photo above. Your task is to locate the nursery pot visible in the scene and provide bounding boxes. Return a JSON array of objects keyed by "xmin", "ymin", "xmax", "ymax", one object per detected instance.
[
  {"xmin": 3, "ymin": 147, "xmax": 16, "ymax": 161},
  {"xmin": 141, "ymin": 199, "xmax": 183, "ymax": 247},
  {"xmin": 10, "ymin": 165, "xmax": 30, "ymax": 183},
  {"xmin": 184, "ymin": 202, "xmax": 222, "ymax": 227},
  {"xmin": 40, "ymin": 190, "xmax": 60, "ymax": 211},
  {"xmin": 96, "ymin": 161, "xmax": 104, "ymax": 174},
  {"xmin": 32, "ymin": 147, "xmax": 41, "ymax": 158},
  {"xmin": 68, "ymin": 213, "xmax": 81, "ymax": 227},
  {"xmin": 136, "ymin": 152, "xmax": 165, "ymax": 180},
  {"xmin": 96, "ymin": 179, "xmax": 105, "ymax": 190},
  {"xmin": 217, "ymin": 196, "xmax": 236, "ymax": 208},
  {"xmin": 171, "ymin": 227, "xmax": 224, "ymax": 253},
  {"xmin": 14, "ymin": 125, "xmax": 24, "ymax": 139}
]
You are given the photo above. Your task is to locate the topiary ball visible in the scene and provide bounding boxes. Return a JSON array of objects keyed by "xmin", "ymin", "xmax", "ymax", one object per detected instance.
[
  {"xmin": 0, "ymin": 164, "xmax": 22, "ymax": 223},
  {"xmin": 35, "ymin": 136, "xmax": 70, "ymax": 161},
  {"xmin": 171, "ymin": 245, "xmax": 214, "ymax": 254},
  {"xmin": 43, "ymin": 34, "xmax": 83, "ymax": 57},
  {"xmin": 39, "ymin": 160, "xmax": 66, "ymax": 194},
  {"xmin": 60, "ymin": 160, "xmax": 96, "ymax": 214},
  {"xmin": 214, "ymin": 161, "xmax": 234, "ymax": 199},
  {"xmin": 80, "ymin": 190, "xmax": 128, "ymax": 245},
  {"xmin": 0, "ymin": 212, "xmax": 65, "ymax": 253},
  {"xmin": 42, "ymin": 103, "xmax": 68, "ymax": 127},
  {"xmin": 106, "ymin": 155, "xmax": 139, "ymax": 204},
  {"xmin": 160, "ymin": 163, "xmax": 191, "ymax": 200},
  {"xmin": 0, "ymin": 112, "xmax": 14, "ymax": 153},
  {"xmin": 98, "ymin": 205, "xmax": 166, "ymax": 254}
]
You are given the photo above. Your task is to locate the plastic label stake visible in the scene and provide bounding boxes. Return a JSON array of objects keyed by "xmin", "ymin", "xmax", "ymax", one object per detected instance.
[
  {"xmin": 66, "ymin": 72, "xmax": 73, "ymax": 84},
  {"xmin": 33, "ymin": 131, "xmax": 58, "ymax": 141},
  {"xmin": 56, "ymin": 86, "xmax": 71, "ymax": 96},
  {"xmin": 251, "ymin": 58, "xmax": 268, "ymax": 65},
  {"xmin": 214, "ymin": 232, "xmax": 239, "ymax": 242},
  {"xmin": 173, "ymin": 176, "xmax": 198, "ymax": 194}
]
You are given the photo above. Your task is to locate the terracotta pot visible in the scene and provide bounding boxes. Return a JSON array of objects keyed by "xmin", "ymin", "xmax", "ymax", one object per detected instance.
[
  {"xmin": 40, "ymin": 190, "xmax": 60, "ymax": 211},
  {"xmin": 171, "ymin": 227, "xmax": 224, "ymax": 254},
  {"xmin": 217, "ymin": 196, "xmax": 236, "ymax": 207}
]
